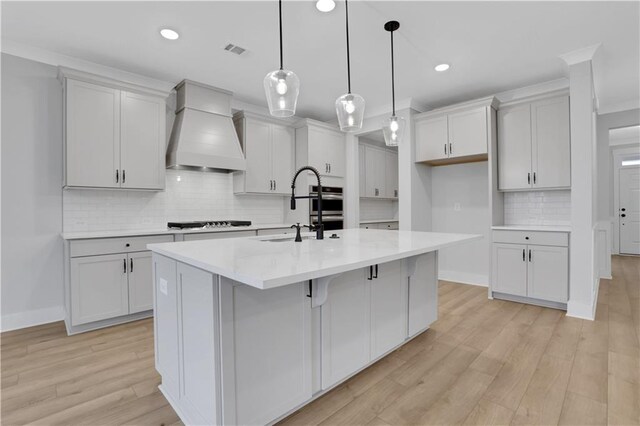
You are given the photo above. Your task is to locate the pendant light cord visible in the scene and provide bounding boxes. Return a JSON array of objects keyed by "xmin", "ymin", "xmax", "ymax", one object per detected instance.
[
  {"xmin": 390, "ymin": 29, "xmax": 395, "ymax": 116},
  {"xmin": 279, "ymin": 0, "xmax": 284, "ymax": 70},
  {"xmin": 345, "ymin": 0, "xmax": 352, "ymax": 94}
]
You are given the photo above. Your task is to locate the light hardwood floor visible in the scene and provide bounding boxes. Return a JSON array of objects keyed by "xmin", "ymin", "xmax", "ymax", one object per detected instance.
[{"xmin": 2, "ymin": 256, "xmax": 638, "ymax": 425}]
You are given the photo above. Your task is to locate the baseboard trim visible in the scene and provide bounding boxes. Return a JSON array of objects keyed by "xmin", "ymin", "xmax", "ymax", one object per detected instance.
[
  {"xmin": 1, "ymin": 306, "xmax": 65, "ymax": 332},
  {"xmin": 439, "ymin": 270, "xmax": 488, "ymax": 287},
  {"xmin": 567, "ymin": 299, "xmax": 596, "ymax": 321}
]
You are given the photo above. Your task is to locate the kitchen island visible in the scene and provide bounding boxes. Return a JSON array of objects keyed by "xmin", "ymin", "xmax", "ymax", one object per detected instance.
[{"xmin": 148, "ymin": 229, "xmax": 480, "ymax": 426}]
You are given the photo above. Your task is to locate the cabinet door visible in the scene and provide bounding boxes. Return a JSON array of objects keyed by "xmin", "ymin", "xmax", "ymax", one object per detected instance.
[
  {"xmin": 448, "ymin": 107, "xmax": 488, "ymax": 158},
  {"xmin": 365, "ymin": 146, "xmax": 386, "ymax": 198},
  {"xmin": 527, "ymin": 245, "xmax": 568, "ymax": 303},
  {"xmin": 491, "ymin": 243, "xmax": 527, "ymax": 296},
  {"xmin": 128, "ymin": 251, "xmax": 153, "ymax": 314},
  {"xmin": 244, "ymin": 119, "xmax": 273, "ymax": 193},
  {"xmin": 498, "ymin": 104, "xmax": 532, "ymax": 190},
  {"xmin": 271, "ymin": 124, "xmax": 295, "ymax": 194},
  {"xmin": 415, "ymin": 115, "xmax": 448, "ymax": 162},
  {"xmin": 66, "ymin": 79, "xmax": 120, "ymax": 188},
  {"xmin": 325, "ymin": 130, "xmax": 346, "ymax": 177},
  {"xmin": 359, "ymin": 144, "xmax": 366, "ymax": 196},
  {"xmin": 220, "ymin": 279, "xmax": 311, "ymax": 426},
  {"xmin": 120, "ymin": 91, "xmax": 166, "ymax": 190},
  {"xmin": 70, "ymin": 253, "xmax": 129, "ymax": 325},
  {"xmin": 321, "ymin": 268, "xmax": 370, "ymax": 389},
  {"xmin": 385, "ymin": 150, "xmax": 399, "ymax": 198},
  {"xmin": 408, "ymin": 252, "xmax": 438, "ymax": 337},
  {"xmin": 370, "ymin": 261, "xmax": 406, "ymax": 359},
  {"xmin": 531, "ymin": 96, "xmax": 570, "ymax": 189},
  {"xmin": 309, "ymin": 127, "xmax": 345, "ymax": 177}
]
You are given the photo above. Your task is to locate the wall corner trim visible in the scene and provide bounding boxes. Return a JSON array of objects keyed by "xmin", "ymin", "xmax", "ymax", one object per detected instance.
[{"xmin": 559, "ymin": 43, "xmax": 602, "ymax": 66}]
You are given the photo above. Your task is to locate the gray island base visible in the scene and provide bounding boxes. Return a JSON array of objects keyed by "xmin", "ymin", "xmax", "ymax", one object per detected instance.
[{"xmin": 148, "ymin": 229, "xmax": 480, "ymax": 425}]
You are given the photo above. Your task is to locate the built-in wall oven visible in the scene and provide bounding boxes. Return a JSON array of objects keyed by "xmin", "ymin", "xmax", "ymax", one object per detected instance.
[{"xmin": 310, "ymin": 185, "xmax": 343, "ymax": 231}]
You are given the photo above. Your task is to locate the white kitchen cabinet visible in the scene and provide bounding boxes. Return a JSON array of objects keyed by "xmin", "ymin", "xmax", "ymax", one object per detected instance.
[
  {"xmin": 61, "ymin": 69, "xmax": 167, "ymax": 190},
  {"xmin": 492, "ymin": 243, "xmax": 528, "ymax": 297},
  {"xmin": 234, "ymin": 112, "xmax": 294, "ymax": 195},
  {"xmin": 70, "ymin": 253, "xmax": 129, "ymax": 326},
  {"xmin": 321, "ymin": 268, "xmax": 370, "ymax": 389},
  {"xmin": 365, "ymin": 145, "xmax": 387, "ymax": 198},
  {"xmin": 359, "ymin": 144, "xmax": 366, "ymax": 195},
  {"xmin": 414, "ymin": 97, "xmax": 497, "ymax": 165},
  {"xmin": 296, "ymin": 120, "xmax": 345, "ymax": 178},
  {"xmin": 370, "ymin": 261, "xmax": 406, "ymax": 359},
  {"xmin": 183, "ymin": 230, "xmax": 256, "ymax": 241},
  {"xmin": 527, "ymin": 245, "xmax": 569, "ymax": 303},
  {"xmin": 498, "ymin": 94, "xmax": 570, "ymax": 191},
  {"xmin": 128, "ymin": 251, "xmax": 153, "ymax": 313},
  {"xmin": 385, "ymin": 150, "xmax": 399, "ymax": 199},
  {"xmin": 408, "ymin": 252, "xmax": 438, "ymax": 337},
  {"xmin": 360, "ymin": 221, "xmax": 399, "ymax": 230},
  {"xmin": 220, "ymin": 277, "xmax": 312, "ymax": 425}
]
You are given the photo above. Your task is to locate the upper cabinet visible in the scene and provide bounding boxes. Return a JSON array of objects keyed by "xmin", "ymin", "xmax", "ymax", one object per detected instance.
[
  {"xmin": 497, "ymin": 94, "xmax": 570, "ymax": 191},
  {"xmin": 296, "ymin": 120, "xmax": 345, "ymax": 178},
  {"xmin": 233, "ymin": 112, "xmax": 294, "ymax": 195},
  {"xmin": 60, "ymin": 68, "xmax": 167, "ymax": 190},
  {"xmin": 415, "ymin": 97, "xmax": 498, "ymax": 166},
  {"xmin": 360, "ymin": 144, "xmax": 398, "ymax": 199}
]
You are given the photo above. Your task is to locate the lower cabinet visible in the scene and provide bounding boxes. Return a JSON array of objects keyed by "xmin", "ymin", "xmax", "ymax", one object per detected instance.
[
  {"xmin": 128, "ymin": 251, "xmax": 153, "ymax": 313},
  {"xmin": 408, "ymin": 251, "xmax": 438, "ymax": 337},
  {"xmin": 360, "ymin": 221, "xmax": 399, "ymax": 230},
  {"xmin": 491, "ymin": 230, "xmax": 569, "ymax": 305},
  {"xmin": 370, "ymin": 260, "xmax": 406, "ymax": 359}
]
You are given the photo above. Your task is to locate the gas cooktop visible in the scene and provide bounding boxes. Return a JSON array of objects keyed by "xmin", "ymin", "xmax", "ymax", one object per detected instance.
[{"xmin": 167, "ymin": 220, "xmax": 252, "ymax": 229}]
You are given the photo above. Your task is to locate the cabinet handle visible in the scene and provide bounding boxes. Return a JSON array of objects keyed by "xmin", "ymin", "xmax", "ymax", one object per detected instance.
[
  {"xmin": 274, "ymin": 180, "xmax": 276, "ymax": 191},
  {"xmin": 130, "ymin": 258, "xmax": 134, "ymax": 273},
  {"xmin": 527, "ymin": 173, "xmax": 531, "ymax": 185},
  {"xmin": 373, "ymin": 264, "xmax": 378, "ymax": 279},
  {"xmin": 375, "ymin": 188, "xmax": 379, "ymax": 196},
  {"xmin": 123, "ymin": 259, "xmax": 127, "ymax": 273},
  {"xmin": 449, "ymin": 142, "xmax": 453, "ymax": 155},
  {"xmin": 329, "ymin": 163, "xmax": 331, "ymax": 173},
  {"xmin": 444, "ymin": 144, "xmax": 447, "ymax": 156},
  {"xmin": 533, "ymin": 172, "xmax": 536, "ymax": 184},
  {"xmin": 522, "ymin": 249, "xmax": 526, "ymax": 262},
  {"xmin": 367, "ymin": 265, "xmax": 373, "ymax": 280},
  {"xmin": 529, "ymin": 249, "xmax": 532, "ymax": 262},
  {"xmin": 307, "ymin": 280, "xmax": 312, "ymax": 298},
  {"xmin": 269, "ymin": 180, "xmax": 273, "ymax": 190},
  {"xmin": 116, "ymin": 170, "xmax": 119, "ymax": 183},
  {"xmin": 394, "ymin": 189, "xmax": 398, "ymax": 198},
  {"xmin": 122, "ymin": 170, "xmax": 126, "ymax": 184}
]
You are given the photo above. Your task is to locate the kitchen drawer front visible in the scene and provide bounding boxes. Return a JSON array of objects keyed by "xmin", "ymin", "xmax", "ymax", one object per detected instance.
[
  {"xmin": 378, "ymin": 222, "xmax": 399, "ymax": 230},
  {"xmin": 70, "ymin": 235, "xmax": 174, "ymax": 257},
  {"xmin": 183, "ymin": 230, "xmax": 256, "ymax": 241},
  {"xmin": 492, "ymin": 230, "xmax": 568, "ymax": 247}
]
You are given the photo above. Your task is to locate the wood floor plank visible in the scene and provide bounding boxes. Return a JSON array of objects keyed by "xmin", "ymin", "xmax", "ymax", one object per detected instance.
[
  {"xmin": 463, "ymin": 398, "xmax": 514, "ymax": 425},
  {"xmin": 608, "ymin": 374, "xmax": 640, "ymax": 426},
  {"xmin": 558, "ymin": 391, "xmax": 608, "ymax": 426}
]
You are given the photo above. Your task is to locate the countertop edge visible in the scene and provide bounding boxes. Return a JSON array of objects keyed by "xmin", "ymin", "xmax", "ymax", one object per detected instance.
[{"xmin": 491, "ymin": 225, "xmax": 572, "ymax": 233}]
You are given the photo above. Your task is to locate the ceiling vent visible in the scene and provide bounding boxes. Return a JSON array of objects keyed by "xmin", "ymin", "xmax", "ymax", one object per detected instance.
[{"xmin": 224, "ymin": 43, "xmax": 246, "ymax": 55}]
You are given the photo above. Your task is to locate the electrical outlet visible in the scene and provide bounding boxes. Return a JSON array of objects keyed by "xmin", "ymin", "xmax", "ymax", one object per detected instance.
[
  {"xmin": 159, "ymin": 278, "xmax": 168, "ymax": 296},
  {"xmin": 454, "ymin": 203, "xmax": 461, "ymax": 211}
]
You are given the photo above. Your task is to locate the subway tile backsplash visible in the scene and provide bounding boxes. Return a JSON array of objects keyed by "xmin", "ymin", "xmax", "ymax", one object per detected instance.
[
  {"xmin": 359, "ymin": 198, "xmax": 399, "ymax": 221},
  {"xmin": 63, "ymin": 170, "xmax": 285, "ymax": 232},
  {"xmin": 504, "ymin": 190, "xmax": 571, "ymax": 226}
]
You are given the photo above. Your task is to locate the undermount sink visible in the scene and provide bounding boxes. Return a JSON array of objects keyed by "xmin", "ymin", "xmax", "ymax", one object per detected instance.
[{"xmin": 261, "ymin": 236, "xmax": 316, "ymax": 243}]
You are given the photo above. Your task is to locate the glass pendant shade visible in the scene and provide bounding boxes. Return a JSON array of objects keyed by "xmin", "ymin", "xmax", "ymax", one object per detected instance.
[
  {"xmin": 264, "ymin": 69, "xmax": 300, "ymax": 118},
  {"xmin": 335, "ymin": 93, "xmax": 365, "ymax": 132},
  {"xmin": 382, "ymin": 115, "xmax": 406, "ymax": 147}
]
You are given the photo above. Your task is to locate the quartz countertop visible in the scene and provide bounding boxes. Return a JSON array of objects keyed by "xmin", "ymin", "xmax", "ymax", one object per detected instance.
[
  {"xmin": 147, "ymin": 229, "xmax": 481, "ymax": 290},
  {"xmin": 359, "ymin": 219, "xmax": 399, "ymax": 224},
  {"xmin": 491, "ymin": 225, "xmax": 572, "ymax": 233},
  {"xmin": 61, "ymin": 223, "xmax": 293, "ymax": 240}
]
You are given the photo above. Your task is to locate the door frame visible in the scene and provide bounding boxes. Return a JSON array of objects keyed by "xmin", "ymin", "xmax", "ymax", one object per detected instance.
[{"xmin": 612, "ymin": 145, "xmax": 640, "ymax": 254}]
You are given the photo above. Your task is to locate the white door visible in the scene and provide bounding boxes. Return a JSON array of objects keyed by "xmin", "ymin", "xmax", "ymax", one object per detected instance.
[
  {"xmin": 365, "ymin": 146, "xmax": 386, "ymax": 198},
  {"xmin": 492, "ymin": 243, "xmax": 527, "ymax": 296},
  {"xmin": 385, "ymin": 150, "xmax": 399, "ymax": 198},
  {"xmin": 447, "ymin": 107, "xmax": 487, "ymax": 158},
  {"xmin": 359, "ymin": 144, "xmax": 366, "ymax": 196},
  {"xmin": 498, "ymin": 104, "xmax": 532, "ymax": 190},
  {"xmin": 128, "ymin": 251, "xmax": 154, "ymax": 313},
  {"xmin": 408, "ymin": 253, "xmax": 438, "ymax": 337},
  {"xmin": 531, "ymin": 96, "xmax": 570, "ymax": 189},
  {"xmin": 244, "ymin": 119, "xmax": 272, "ymax": 193},
  {"xmin": 370, "ymin": 260, "xmax": 406, "ymax": 359},
  {"xmin": 620, "ymin": 167, "xmax": 640, "ymax": 254},
  {"xmin": 220, "ymin": 279, "xmax": 312, "ymax": 426},
  {"xmin": 415, "ymin": 115, "xmax": 448, "ymax": 162},
  {"xmin": 120, "ymin": 91, "xmax": 166, "ymax": 190},
  {"xmin": 270, "ymin": 124, "xmax": 295, "ymax": 194},
  {"xmin": 321, "ymin": 268, "xmax": 370, "ymax": 389},
  {"xmin": 70, "ymin": 253, "xmax": 129, "ymax": 325},
  {"xmin": 65, "ymin": 79, "xmax": 120, "ymax": 188},
  {"xmin": 527, "ymin": 245, "xmax": 568, "ymax": 303}
]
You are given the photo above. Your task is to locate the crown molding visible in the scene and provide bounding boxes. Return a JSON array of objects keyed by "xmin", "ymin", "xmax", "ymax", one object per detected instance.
[
  {"xmin": 559, "ymin": 43, "xmax": 602, "ymax": 66},
  {"xmin": 364, "ymin": 97, "xmax": 429, "ymax": 119}
]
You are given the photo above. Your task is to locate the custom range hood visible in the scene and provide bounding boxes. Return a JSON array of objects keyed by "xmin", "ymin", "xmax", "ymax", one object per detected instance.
[{"xmin": 167, "ymin": 80, "xmax": 246, "ymax": 171}]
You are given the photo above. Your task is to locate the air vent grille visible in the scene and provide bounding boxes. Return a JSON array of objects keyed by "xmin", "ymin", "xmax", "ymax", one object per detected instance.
[{"xmin": 224, "ymin": 43, "xmax": 246, "ymax": 55}]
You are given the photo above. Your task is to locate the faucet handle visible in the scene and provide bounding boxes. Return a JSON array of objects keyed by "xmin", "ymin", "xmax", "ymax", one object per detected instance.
[{"xmin": 291, "ymin": 223, "xmax": 303, "ymax": 242}]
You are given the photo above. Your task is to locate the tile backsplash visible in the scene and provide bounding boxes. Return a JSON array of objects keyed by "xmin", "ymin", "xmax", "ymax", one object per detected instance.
[
  {"xmin": 359, "ymin": 198, "xmax": 399, "ymax": 221},
  {"xmin": 63, "ymin": 170, "xmax": 285, "ymax": 232},
  {"xmin": 504, "ymin": 190, "xmax": 571, "ymax": 226}
]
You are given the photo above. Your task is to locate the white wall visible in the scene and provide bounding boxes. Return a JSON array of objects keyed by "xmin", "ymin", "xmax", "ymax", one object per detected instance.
[
  {"xmin": 1, "ymin": 54, "xmax": 65, "ymax": 330},
  {"xmin": 431, "ymin": 162, "xmax": 490, "ymax": 286}
]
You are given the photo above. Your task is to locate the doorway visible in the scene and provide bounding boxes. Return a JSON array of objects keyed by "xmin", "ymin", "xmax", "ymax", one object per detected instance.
[{"xmin": 619, "ymin": 166, "xmax": 640, "ymax": 255}]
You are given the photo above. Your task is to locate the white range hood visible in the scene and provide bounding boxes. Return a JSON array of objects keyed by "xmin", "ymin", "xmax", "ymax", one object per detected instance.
[{"xmin": 166, "ymin": 80, "xmax": 246, "ymax": 171}]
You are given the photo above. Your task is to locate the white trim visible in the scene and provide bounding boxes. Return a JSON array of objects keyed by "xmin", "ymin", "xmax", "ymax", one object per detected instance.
[
  {"xmin": 595, "ymin": 220, "xmax": 613, "ymax": 280},
  {"xmin": 1, "ymin": 305, "xmax": 65, "ymax": 332},
  {"xmin": 559, "ymin": 43, "xmax": 602, "ymax": 66},
  {"xmin": 438, "ymin": 270, "xmax": 488, "ymax": 287},
  {"xmin": 566, "ymin": 299, "xmax": 596, "ymax": 320},
  {"xmin": 494, "ymin": 78, "xmax": 569, "ymax": 104},
  {"xmin": 598, "ymin": 99, "xmax": 640, "ymax": 115},
  {"xmin": 364, "ymin": 98, "xmax": 429, "ymax": 119}
]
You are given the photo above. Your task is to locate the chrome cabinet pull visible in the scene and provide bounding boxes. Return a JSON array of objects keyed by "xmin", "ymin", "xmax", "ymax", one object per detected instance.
[
  {"xmin": 367, "ymin": 265, "xmax": 373, "ymax": 280},
  {"xmin": 449, "ymin": 142, "xmax": 452, "ymax": 155},
  {"xmin": 444, "ymin": 144, "xmax": 447, "ymax": 156},
  {"xmin": 329, "ymin": 163, "xmax": 331, "ymax": 173},
  {"xmin": 529, "ymin": 249, "xmax": 532, "ymax": 262},
  {"xmin": 373, "ymin": 264, "xmax": 378, "ymax": 279},
  {"xmin": 274, "ymin": 180, "xmax": 276, "ymax": 190}
]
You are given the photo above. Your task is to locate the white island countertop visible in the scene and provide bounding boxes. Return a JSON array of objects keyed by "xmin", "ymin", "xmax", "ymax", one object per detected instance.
[{"xmin": 148, "ymin": 229, "xmax": 481, "ymax": 290}]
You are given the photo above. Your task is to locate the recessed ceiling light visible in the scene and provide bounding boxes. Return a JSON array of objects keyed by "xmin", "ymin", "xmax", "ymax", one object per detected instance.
[
  {"xmin": 434, "ymin": 63, "xmax": 450, "ymax": 72},
  {"xmin": 160, "ymin": 28, "xmax": 179, "ymax": 40},
  {"xmin": 316, "ymin": 0, "xmax": 335, "ymax": 12}
]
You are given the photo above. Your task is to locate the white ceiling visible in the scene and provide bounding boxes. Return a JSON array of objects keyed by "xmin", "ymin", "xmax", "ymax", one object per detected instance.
[{"xmin": 2, "ymin": 1, "xmax": 638, "ymax": 121}]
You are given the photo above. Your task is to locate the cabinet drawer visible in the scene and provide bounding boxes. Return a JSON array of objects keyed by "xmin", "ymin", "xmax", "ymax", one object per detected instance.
[
  {"xmin": 378, "ymin": 222, "xmax": 399, "ymax": 230},
  {"xmin": 183, "ymin": 230, "xmax": 256, "ymax": 241},
  {"xmin": 492, "ymin": 230, "xmax": 568, "ymax": 247},
  {"xmin": 70, "ymin": 235, "xmax": 174, "ymax": 257}
]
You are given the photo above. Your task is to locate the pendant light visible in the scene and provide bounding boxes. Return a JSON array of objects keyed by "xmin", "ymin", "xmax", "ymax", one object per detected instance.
[
  {"xmin": 382, "ymin": 20, "xmax": 405, "ymax": 146},
  {"xmin": 264, "ymin": 0, "xmax": 300, "ymax": 117},
  {"xmin": 335, "ymin": 0, "xmax": 365, "ymax": 132}
]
